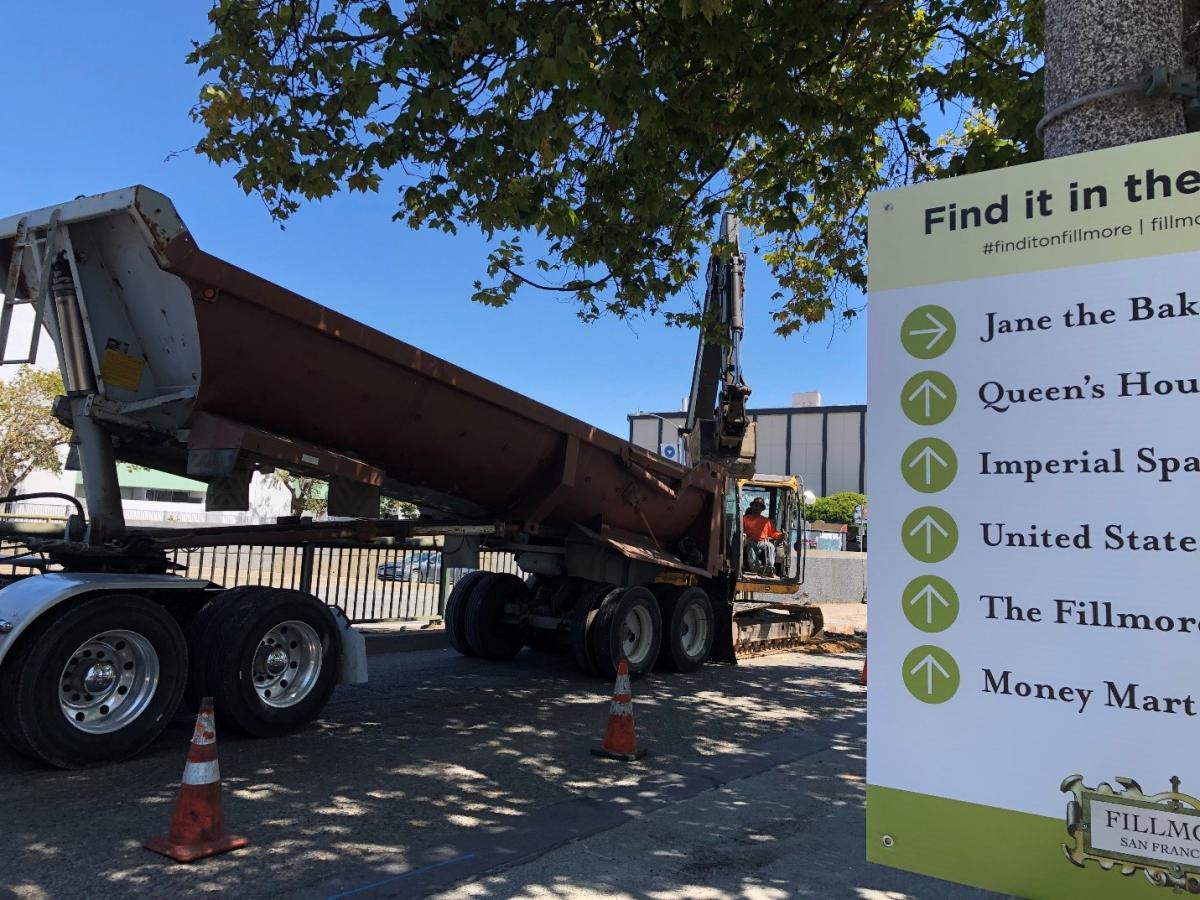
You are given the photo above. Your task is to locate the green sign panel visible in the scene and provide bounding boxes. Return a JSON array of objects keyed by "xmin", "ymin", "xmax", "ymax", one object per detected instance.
[
  {"xmin": 900, "ymin": 437, "xmax": 957, "ymax": 493},
  {"xmin": 902, "ymin": 575, "xmax": 959, "ymax": 633},
  {"xmin": 900, "ymin": 371, "xmax": 956, "ymax": 425},
  {"xmin": 901, "ymin": 305, "xmax": 956, "ymax": 359},
  {"xmin": 902, "ymin": 644, "xmax": 960, "ymax": 704},
  {"xmin": 900, "ymin": 506, "xmax": 958, "ymax": 563}
]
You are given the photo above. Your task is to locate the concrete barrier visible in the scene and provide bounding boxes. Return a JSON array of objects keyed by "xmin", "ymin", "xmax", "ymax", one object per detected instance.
[{"xmin": 801, "ymin": 550, "xmax": 867, "ymax": 603}]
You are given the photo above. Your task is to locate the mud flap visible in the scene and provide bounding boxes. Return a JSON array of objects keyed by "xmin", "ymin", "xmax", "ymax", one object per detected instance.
[{"xmin": 711, "ymin": 599, "xmax": 738, "ymax": 664}]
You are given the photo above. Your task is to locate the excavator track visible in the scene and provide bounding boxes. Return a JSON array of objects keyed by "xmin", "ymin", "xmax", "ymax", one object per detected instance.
[{"xmin": 732, "ymin": 600, "xmax": 825, "ymax": 659}]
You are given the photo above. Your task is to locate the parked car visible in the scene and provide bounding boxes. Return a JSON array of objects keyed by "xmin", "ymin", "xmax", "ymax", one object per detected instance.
[{"xmin": 377, "ymin": 552, "xmax": 439, "ymax": 582}]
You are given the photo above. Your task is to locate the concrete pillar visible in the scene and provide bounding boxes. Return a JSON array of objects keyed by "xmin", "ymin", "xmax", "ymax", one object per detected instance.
[{"xmin": 1043, "ymin": 0, "xmax": 1186, "ymax": 158}]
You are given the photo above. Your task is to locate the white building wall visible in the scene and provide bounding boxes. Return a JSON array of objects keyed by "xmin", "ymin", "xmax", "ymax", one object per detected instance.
[
  {"xmin": 630, "ymin": 417, "xmax": 659, "ymax": 450},
  {"xmin": 628, "ymin": 404, "xmax": 865, "ymax": 496},
  {"xmin": 789, "ymin": 413, "xmax": 825, "ymax": 495},
  {"xmin": 824, "ymin": 412, "xmax": 862, "ymax": 495},
  {"xmin": 753, "ymin": 414, "xmax": 788, "ymax": 476}
]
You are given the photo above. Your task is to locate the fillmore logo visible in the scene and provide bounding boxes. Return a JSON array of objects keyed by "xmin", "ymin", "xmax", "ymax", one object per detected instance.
[{"xmin": 1063, "ymin": 774, "xmax": 1200, "ymax": 891}]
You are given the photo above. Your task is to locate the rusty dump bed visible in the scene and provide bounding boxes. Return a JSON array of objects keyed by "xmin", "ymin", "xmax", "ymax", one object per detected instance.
[{"xmin": 0, "ymin": 188, "xmax": 725, "ymax": 567}]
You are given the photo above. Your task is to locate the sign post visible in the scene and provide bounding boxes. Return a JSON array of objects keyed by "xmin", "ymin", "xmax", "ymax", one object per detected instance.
[{"xmin": 867, "ymin": 131, "xmax": 1200, "ymax": 897}]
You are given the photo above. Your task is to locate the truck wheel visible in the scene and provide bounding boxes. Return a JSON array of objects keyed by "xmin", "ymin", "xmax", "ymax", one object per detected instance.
[
  {"xmin": 0, "ymin": 594, "xmax": 187, "ymax": 768},
  {"xmin": 445, "ymin": 570, "xmax": 489, "ymax": 657},
  {"xmin": 655, "ymin": 586, "xmax": 714, "ymax": 673},
  {"xmin": 590, "ymin": 586, "xmax": 662, "ymax": 680},
  {"xmin": 190, "ymin": 587, "xmax": 340, "ymax": 738},
  {"xmin": 464, "ymin": 573, "xmax": 528, "ymax": 660},
  {"xmin": 570, "ymin": 584, "xmax": 613, "ymax": 677}
]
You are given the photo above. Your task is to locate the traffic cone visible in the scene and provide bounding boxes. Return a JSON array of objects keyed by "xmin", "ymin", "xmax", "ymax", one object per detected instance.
[
  {"xmin": 591, "ymin": 659, "xmax": 646, "ymax": 761},
  {"xmin": 860, "ymin": 661, "xmax": 868, "ymax": 686},
  {"xmin": 144, "ymin": 698, "xmax": 248, "ymax": 863}
]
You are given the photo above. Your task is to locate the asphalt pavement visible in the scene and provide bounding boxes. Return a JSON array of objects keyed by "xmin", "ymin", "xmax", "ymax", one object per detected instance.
[{"xmin": 1, "ymin": 621, "xmax": 997, "ymax": 899}]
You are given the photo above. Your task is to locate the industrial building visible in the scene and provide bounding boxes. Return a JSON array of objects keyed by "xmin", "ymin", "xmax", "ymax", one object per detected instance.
[{"xmin": 628, "ymin": 392, "xmax": 865, "ymax": 496}]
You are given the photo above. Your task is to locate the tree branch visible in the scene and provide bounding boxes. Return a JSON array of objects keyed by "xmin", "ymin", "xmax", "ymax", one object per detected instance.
[{"xmin": 496, "ymin": 261, "xmax": 613, "ymax": 293}]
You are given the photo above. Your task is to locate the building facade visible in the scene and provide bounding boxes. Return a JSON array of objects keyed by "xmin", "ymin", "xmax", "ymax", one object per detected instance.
[{"xmin": 628, "ymin": 401, "xmax": 866, "ymax": 496}]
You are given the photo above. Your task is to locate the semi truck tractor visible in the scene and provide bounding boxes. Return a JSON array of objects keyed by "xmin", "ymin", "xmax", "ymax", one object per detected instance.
[{"xmin": 0, "ymin": 188, "xmax": 821, "ymax": 768}]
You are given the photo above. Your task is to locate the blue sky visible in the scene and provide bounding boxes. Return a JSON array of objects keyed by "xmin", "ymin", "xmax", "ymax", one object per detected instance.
[{"xmin": 1, "ymin": 2, "xmax": 866, "ymax": 438}]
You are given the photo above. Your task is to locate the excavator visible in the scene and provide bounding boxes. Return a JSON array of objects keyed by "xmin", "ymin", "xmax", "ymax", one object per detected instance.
[{"xmin": 676, "ymin": 214, "xmax": 824, "ymax": 657}]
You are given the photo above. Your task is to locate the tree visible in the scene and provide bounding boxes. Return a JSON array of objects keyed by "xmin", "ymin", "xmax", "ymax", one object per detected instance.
[
  {"xmin": 380, "ymin": 496, "xmax": 420, "ymax": 518},
  {"xmin": 0, "ymin": 367, "xmax": 70, "ymax": 500},
  {"xmin": 270, "ymin": 472, "xmax": 419, "ymax": 518},
  {"xmin": 189, "ymin": 1, "xmax": 1043, "ymax": 334},
  {"xmin": 272, "ymin": 470, "xmax": 328, "ymax": 518},
  {"xmin": 803, "ymin": 492, "xmax": 866, "ymax": 526}
]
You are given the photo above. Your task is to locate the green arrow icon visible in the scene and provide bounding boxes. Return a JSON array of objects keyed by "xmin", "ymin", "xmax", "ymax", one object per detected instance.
[
  {"xmin": 902, "ymin": 575, "xmax": 959, "ymax": 633},
  {"xmin": 903, "ymin": 645, "xmax": 960, "ymax": 704},
  {"xmin": 901, "ymin": 371, "xmax": 956, "ymax": 425},
  {"xmin": 901, "ymin": 438, "xmax": 957, "ymax": 493},
  {"xmin": 901, "ymin": 305, "xmax": 956, "ymax": 359},
  {"xmin": 901, "ymin": 506, "xmax": 958, "ymax": 562}
]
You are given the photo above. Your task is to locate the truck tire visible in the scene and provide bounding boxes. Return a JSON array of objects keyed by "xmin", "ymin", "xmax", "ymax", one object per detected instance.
[
  {"xmin": 464, "ymin": 573, "xmax": 528, "ymax": 660},
  {"xmin": 570, "ymin": 584, "xmax": 613, "ymax": 677},
  {"xmin": 445, "ymin": 571, "xmax": 489, "ymax": 657},
  {"xmin": 654, "ymin": 585, "xmax": 715, "ymax": 673},
  {"xmin": 590, "ymin": 585, "xmax": 662, "ymax": 680},
  {"xmin": 0, "ymin": 594, "xmax": 188, "ymax": 768},
  {"xmin": 183, "ymin": 591, "xmax": 227, "ymax": 711},
  {"xmin": 189, "ymin": 586, "xmax": 340, "ymax": 738}
]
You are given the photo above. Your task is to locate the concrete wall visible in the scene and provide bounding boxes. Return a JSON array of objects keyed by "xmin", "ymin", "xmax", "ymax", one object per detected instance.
[{"xmin": 801, "ymin": 549, "xmax": 866, "ymax": 603}]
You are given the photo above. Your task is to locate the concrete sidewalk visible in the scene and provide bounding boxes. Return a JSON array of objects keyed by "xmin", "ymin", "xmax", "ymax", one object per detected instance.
[{"xmin": 433, "ymin": 652, "xmax": 991, "ymax": 900}]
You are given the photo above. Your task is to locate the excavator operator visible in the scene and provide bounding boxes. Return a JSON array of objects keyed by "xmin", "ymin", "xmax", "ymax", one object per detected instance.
[{"xmin": 743, "ymin": 497, "xmax": 783, "ymax": 575}]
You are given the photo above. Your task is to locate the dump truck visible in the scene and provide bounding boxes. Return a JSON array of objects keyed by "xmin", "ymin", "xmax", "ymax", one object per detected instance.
[{"xmin": 0, "ymin": 188, "xmax": 821, "ymax": 768}]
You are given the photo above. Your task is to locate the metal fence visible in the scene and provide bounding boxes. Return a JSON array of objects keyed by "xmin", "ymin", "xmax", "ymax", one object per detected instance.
[
  {"xmin": 166, "ymin": 544, "xmax": 521, "ymax": 623},
  {"xmin": 0, "ymin": 540, "xmax": 57, "ymax": 582},
  {"xmin": 0, "ymin": 538, "xmax": 520, "ymax": 624}
]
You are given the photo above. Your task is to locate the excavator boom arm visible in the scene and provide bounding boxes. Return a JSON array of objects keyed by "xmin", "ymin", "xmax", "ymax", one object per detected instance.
[{"xmin": 683, "ymin": 214, "xmax": 756, "ymax": 476}]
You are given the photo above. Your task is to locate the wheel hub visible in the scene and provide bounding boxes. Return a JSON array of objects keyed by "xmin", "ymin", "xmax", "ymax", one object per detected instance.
[
  {"xmin": 621, "ymin": 606, "xmax": 654, "ymax": 667},
  {"xmin": 82, "ymin": 661, "xmax": 117, "ymax": 694},
  {"xmin": 59, "ymin": 630, "xmax": 160, "ymax": 734},
  {"xmin": 252, "ymin": 620, "xmax": 323, "ymax": 708},
  {"xmin": 264, "ymin": 647, "xmax": 289, "ymax": 676},
  {"xmin": 680, "ymin": 603, "xmax": 709, "ymax": 658}
]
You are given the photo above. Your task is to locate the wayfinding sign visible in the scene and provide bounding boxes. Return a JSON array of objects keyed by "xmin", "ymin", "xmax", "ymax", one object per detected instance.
[{"xmin": 867, "ymin": 132, "xmax": 1200, "ymax": 898}]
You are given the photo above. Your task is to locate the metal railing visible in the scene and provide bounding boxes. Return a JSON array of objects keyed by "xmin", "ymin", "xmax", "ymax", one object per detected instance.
[
  {"xmin": 166, "ymin": 544, "xmax": 522, "ymax": 623},
  {"xmin": 0, "ymin": 534, "xmax": 521, "ymax": 624},
  {"xmin": 0, "ymin": 539, "xmax": 57, "ymax": 581}
]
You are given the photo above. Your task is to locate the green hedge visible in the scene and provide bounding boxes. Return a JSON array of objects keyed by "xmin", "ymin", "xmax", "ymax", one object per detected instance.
[{"xmin": 803, "ymin": 492, "xmax": 866, "ymax": 526}]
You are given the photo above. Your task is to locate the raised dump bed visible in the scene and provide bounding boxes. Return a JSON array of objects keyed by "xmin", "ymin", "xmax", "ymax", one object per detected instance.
[{"xmin": 0, "ymin": 187, "xmax": 724, "ymax": 564}]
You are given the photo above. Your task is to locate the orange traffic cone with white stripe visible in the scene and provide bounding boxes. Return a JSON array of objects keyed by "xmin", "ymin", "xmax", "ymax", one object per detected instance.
[
  {"xmin": 591, "ymin": 658, "xmax": 645, "ymax": 761},
  {"xmin": 144, "ymin": 698, "xmax": 248, "ymax": 863}
]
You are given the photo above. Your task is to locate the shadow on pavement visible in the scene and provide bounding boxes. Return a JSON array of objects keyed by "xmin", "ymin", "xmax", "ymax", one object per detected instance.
[{"xmin": 0, "ymin": 646, "xmax": 868, "ymax": 898}]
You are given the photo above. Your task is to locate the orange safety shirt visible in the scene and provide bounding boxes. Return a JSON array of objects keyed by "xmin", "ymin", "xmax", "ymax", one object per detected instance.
[{"xmin": 743, "ymin": 513, "xmax": 782, "ymax": 543}]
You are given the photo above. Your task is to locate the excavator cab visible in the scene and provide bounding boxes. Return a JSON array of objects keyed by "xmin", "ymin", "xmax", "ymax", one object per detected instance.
[
  {"xmin": 726, "ymin": 475, "xmax": 805, "ymax": 593},
  {"xmin": 722, "ymin": 474, "xmax": 823, "ymax": 660}
]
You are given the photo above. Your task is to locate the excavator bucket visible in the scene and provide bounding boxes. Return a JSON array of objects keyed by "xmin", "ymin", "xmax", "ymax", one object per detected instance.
[{"xmin": 685, "ymin": 419, "xmax": 757, "ymax": 477}]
